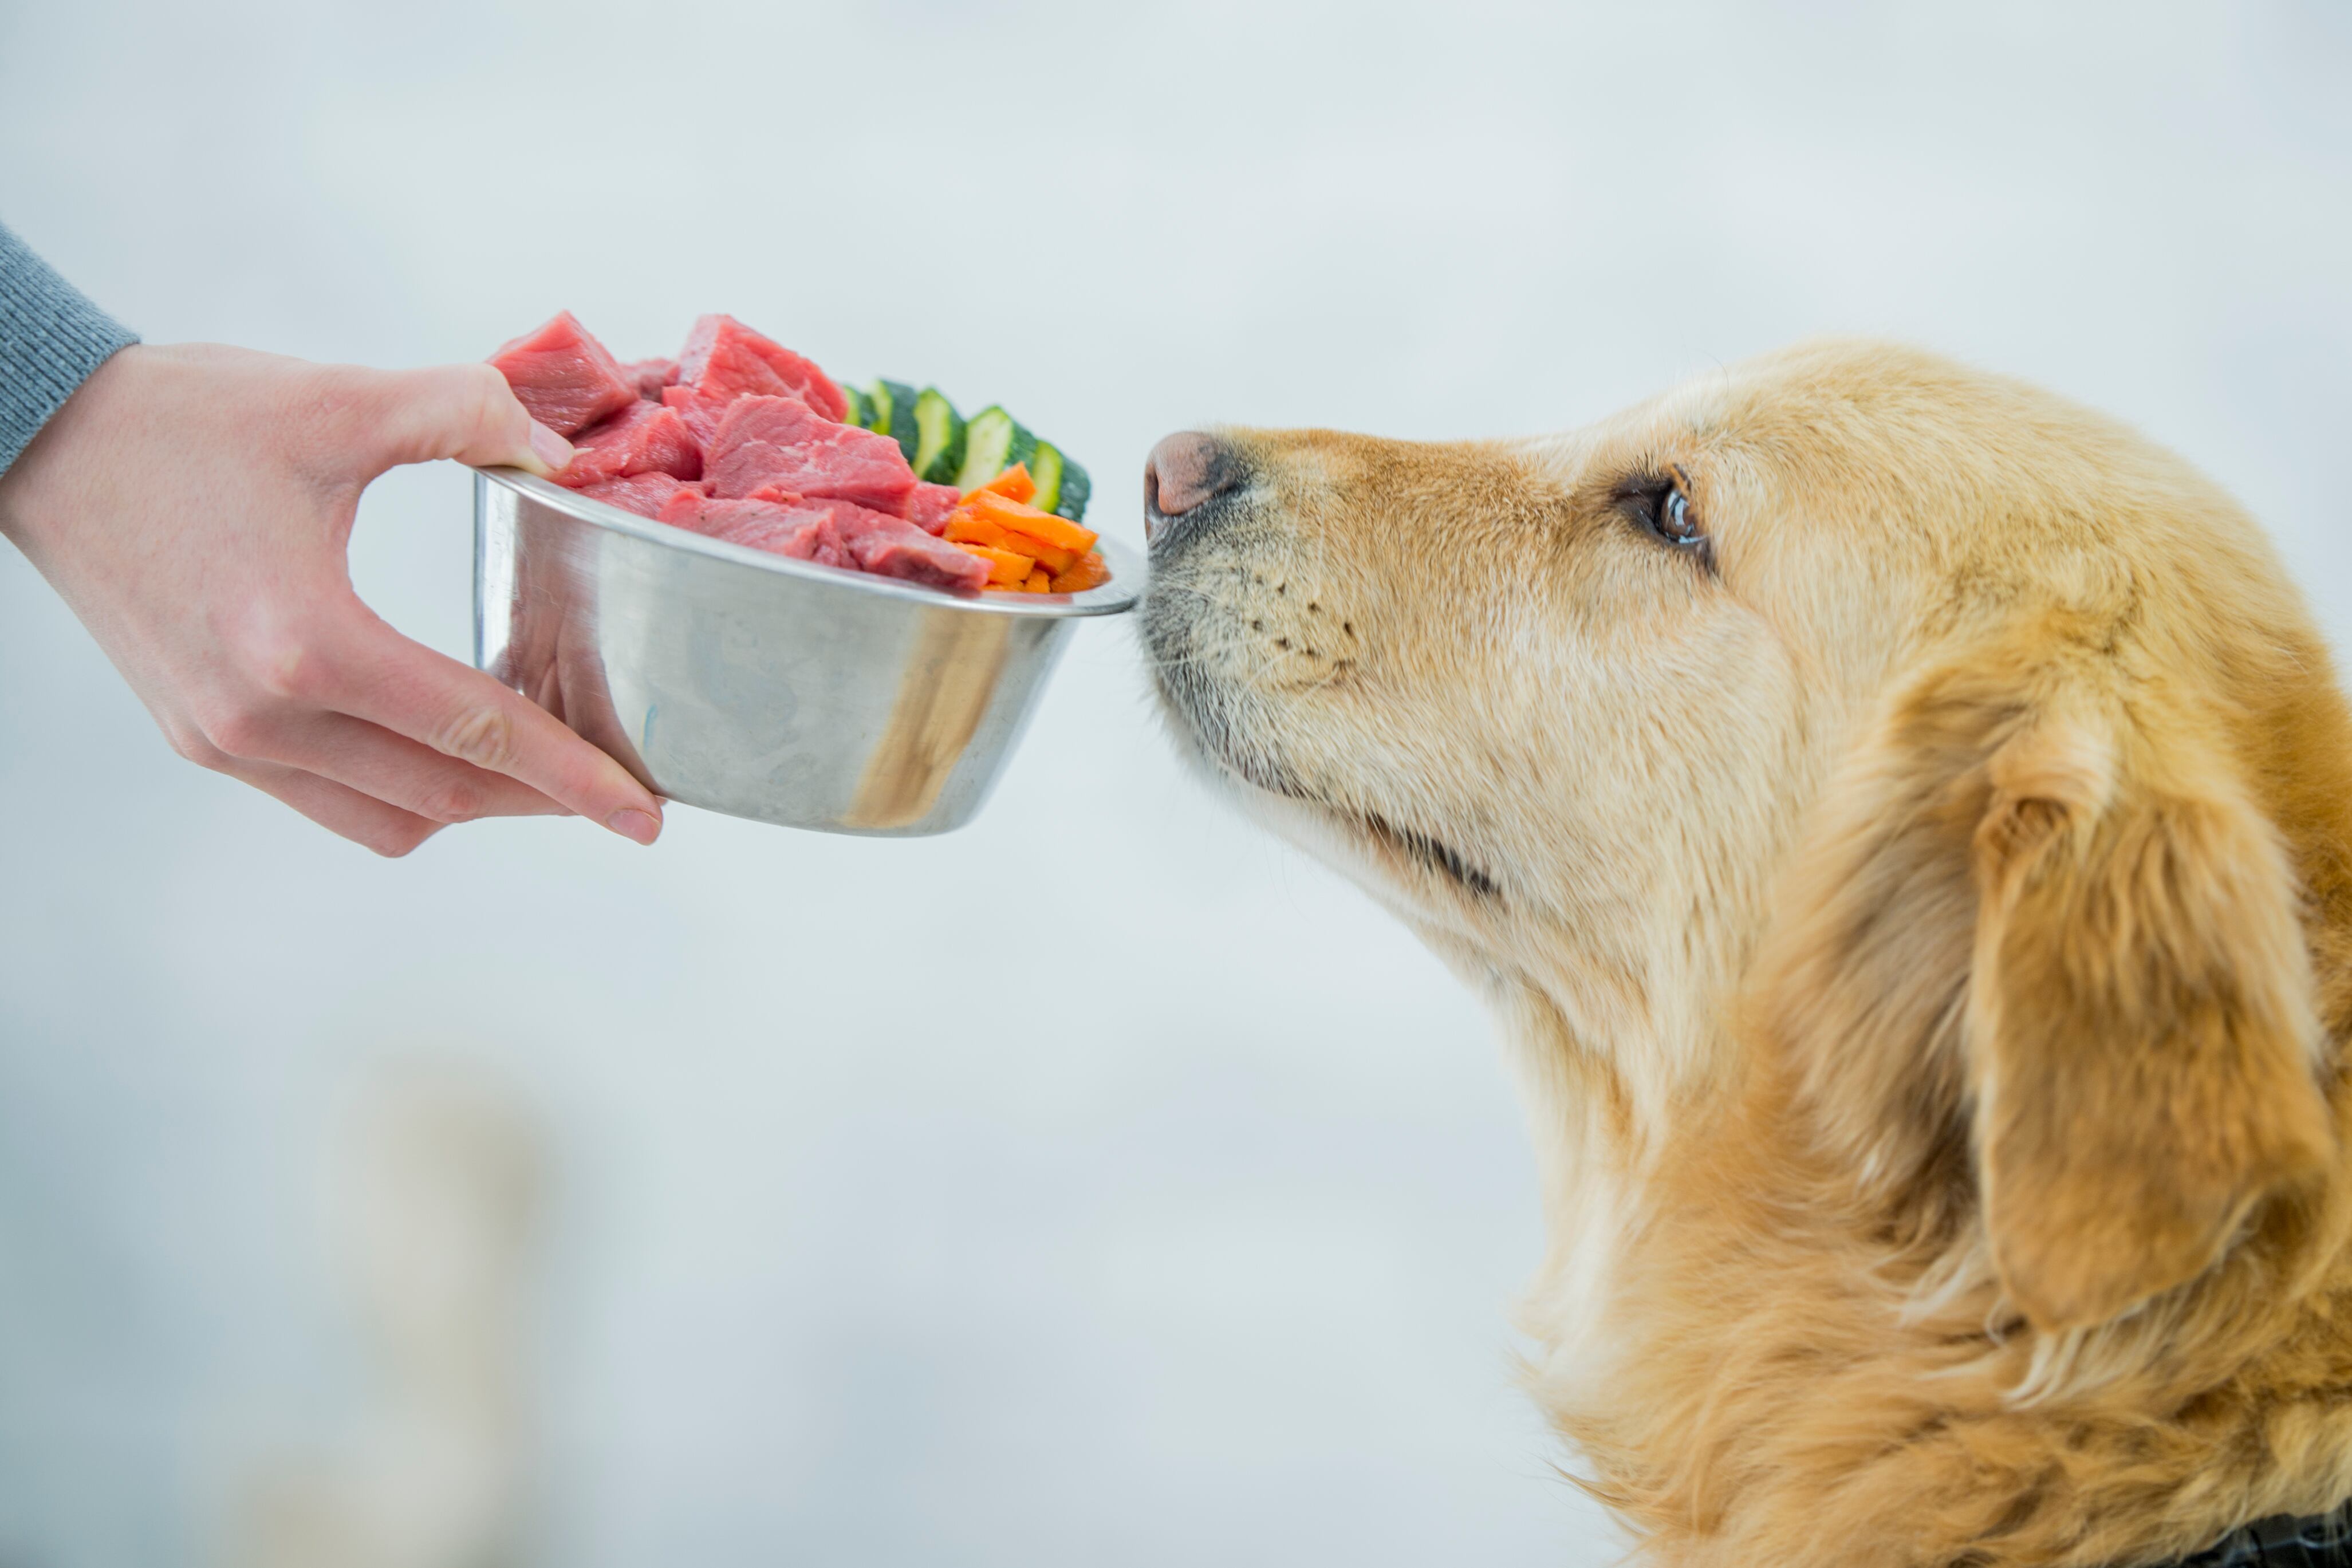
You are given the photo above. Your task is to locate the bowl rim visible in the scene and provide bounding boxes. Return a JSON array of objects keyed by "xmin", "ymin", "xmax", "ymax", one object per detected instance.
[{"xmin": 471, "ymin": 465, "xmax": 1142, "ymax": 619}]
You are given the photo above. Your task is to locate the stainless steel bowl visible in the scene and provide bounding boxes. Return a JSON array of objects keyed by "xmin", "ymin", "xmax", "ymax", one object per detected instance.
[{"xmin": 471, "ymin": 466, "xmax": 1141, "ymax": 836}]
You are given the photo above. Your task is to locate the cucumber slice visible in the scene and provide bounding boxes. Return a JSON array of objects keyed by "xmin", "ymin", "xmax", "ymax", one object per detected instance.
[
  {"xmin": 954, "ymin": 405, "xmax": 1038, "ymax": 492},
  {"xmin": 1053, "ymin": 457, "xmax": 1090, "ymax": 522},
  {"xmin": 840, "ymin": 385, "xmax": 872, "ymax": 430},
  {"xmin": 1029, "ymin": 442, "xmax": 1066, "ymax": 515},
  {"xmin": 864, "ymin": 379, "xmax": 919, "ymax": 461},
  {"xmin": 911, "ymin": 388, "xmax": 966, "ymax": 485}
]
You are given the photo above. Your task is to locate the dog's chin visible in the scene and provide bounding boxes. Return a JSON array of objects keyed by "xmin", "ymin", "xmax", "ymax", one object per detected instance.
[{"xmin": 1152, "ymin": 687, "xmax": 1503, "ymax": 932}]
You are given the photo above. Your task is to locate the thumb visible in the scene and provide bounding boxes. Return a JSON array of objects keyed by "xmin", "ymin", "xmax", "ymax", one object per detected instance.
[{"xmin": 354, "ymin": 362, "xmax": 574, "ymax": 478}]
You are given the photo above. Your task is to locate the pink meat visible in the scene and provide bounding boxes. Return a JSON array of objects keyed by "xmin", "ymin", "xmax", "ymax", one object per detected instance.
[
  {"xmin": 667, "ymin": 496, "xmax": 856, "ymax": 568},
  {"xmin": 821, "ymin": 500, "xmax": 990, "ymax": 594},
  {"xmin": 487, "ymin": 311, "xmax": 637, "ymax": 438},
  {"xmin": 661, "ymin": 380, "xmax": 741, "ymax": 447},
  {"xmin": 656, "ymin": 486, "xmax": 709, "ymax": 530},
  {"xmin": 552, "ymin": 401, "xmax": 703, "ymax": 487},
  {"xmin": 736, "ymin": 506, "xmax": 854, "ymax": 569},
  {"xmin": 674, "ymin": 314, "xmax": 849, "ymax": 423},
  {"xmin": 649, "ymin": 488, "xmax": 979, "ymax": 590},
  {"xmin": 619, "ymin": 357, "xmax": 677, "ymax": 401},
  {"xmin": 665, "ymin": 345, "xmax": 811, "ymax": 446},
  {"xmin": 703, "ymin": 395, "xmax": 917, "ymax": 513},
  {"xmin": 902, "ymin": 482, "xmax": 962, "ymax": 534},
  {"xmin": 581, "ymin": 472, "xmax": 702, "ymax": 519}
]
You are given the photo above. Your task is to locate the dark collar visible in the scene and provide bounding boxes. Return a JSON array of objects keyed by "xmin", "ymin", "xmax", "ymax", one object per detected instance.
[{"xmin": 2161, "ymin": 1499, "xmax": 2352, "ymax": 1567}]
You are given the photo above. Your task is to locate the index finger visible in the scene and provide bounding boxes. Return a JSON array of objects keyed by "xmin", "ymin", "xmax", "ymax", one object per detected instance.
[{"xmin": 319, "ymin": 617, "xmax": 663, "ymax": 844}]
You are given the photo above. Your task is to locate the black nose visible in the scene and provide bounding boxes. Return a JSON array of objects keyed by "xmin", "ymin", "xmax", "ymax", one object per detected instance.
[{"xmin": 1144, "ymin": 432, "xmax": 1243, "ymax": 543}]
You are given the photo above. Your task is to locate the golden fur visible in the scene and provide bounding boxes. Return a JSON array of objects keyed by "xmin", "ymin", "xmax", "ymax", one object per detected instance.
[{"xmin": 1139, "ymin": 340, "xmax": 2352, "ymax": 1567}]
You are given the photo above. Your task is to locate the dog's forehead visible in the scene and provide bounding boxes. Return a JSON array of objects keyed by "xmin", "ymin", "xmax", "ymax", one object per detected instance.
[
  {"xmin": 1508, "ymin": 371, "xmax": 1750, "ymax": 492},
  {"xmin": 1537, "ymin": 342, "xmax": 1988, "ymax": 470}
]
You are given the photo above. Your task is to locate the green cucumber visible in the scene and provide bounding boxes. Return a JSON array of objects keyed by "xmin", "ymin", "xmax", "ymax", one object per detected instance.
[
  {"xmin": 911, "ymin": 388, "xmax": 966, "ymax": 485},
  {"xmin": 954, "ymin": 405, "xmax": 1038, "ymax": 492},
  {"xmin": 1053, "ymin": 456, "xmax": 1090, "ymax": 522},
  {"xmin": 840, "ymin": 385, "xmax": 872, "ymax": 430},
  {"xmin": 1029, "ymin": 441, "xmax": 1066, "ymax": 514},
  {"xmin": 864, "ymin": 379, "xmax": 919, "ymax": 462}
]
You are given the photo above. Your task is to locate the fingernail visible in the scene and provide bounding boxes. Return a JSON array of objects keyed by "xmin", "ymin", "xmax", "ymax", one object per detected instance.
[
  {"xmin": 606, "ymin": 807, "xmax": 661, "ymax": 845},
  {"xmin": 529, "ymin": 420, "xmax": 574, "ymax": 474}
]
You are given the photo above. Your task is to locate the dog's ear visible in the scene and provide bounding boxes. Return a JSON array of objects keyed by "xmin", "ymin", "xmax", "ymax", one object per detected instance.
[
  {"xmin": 1965, "ymin": 688, "xmax": 2331, "ymax": 1330},
  {"xmin": 1763, "ymin": 645, "xmax": 2332, "ymax": 1331}
]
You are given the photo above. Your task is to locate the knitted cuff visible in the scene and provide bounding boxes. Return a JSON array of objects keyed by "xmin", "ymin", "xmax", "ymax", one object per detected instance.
[{"xmin": 0, "ymin": 221, "xmax": 139, "ymax": 476}]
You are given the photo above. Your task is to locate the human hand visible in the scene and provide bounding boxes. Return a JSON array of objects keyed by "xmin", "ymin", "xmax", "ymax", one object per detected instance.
[{"xmin": 0, "ymin": 343, "xmax": 665, "ymax": 854}]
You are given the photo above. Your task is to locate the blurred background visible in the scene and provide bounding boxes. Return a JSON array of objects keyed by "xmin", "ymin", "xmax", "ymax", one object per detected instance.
[{"xmin": 2, "ymin": 1, "xmax": 2348, "ymax": 1563}]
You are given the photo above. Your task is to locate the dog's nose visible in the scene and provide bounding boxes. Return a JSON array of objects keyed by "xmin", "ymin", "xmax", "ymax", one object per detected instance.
[{"xmin": 1144, "ymin": 432, "xmax": 1243, "ymax": 542}]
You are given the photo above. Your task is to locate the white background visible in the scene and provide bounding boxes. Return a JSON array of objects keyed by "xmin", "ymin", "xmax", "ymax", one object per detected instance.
[{"xmin": 2, "ymin": 1, "xmax": 2347, "ymax": 1563}]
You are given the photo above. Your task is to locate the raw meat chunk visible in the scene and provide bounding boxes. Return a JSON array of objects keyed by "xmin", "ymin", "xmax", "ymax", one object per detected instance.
[
  {"xmin": 718, "ymin": 396, "xmax": 855, "ymax": 457},
  {"xmin": 672, "ymin": 496, "xmax": 791, "ymax": 542},
  {"xmin": 655, "ymin": 490, "xmax": 981, "ymax": 590},
  {"xmin": 553, "ymin": 401, "xmax": 703, "ymax": 487},
  {"xmin": 754, "ymin": 511, "xmax": 851, "ymax": 567},
  {"xmin": 734, "ymin": 505, "xmax": 853, "ymax": 568},
  {"xmin": 620, "ymin": 357, "xmax": 677, "ymax": 401},
  {"xmin": 704, "ymin": 395, "xmax": 917, "ymax": 513},
  {"xmin": 580, "ymin": 472, "xmax": 701, "ymax": 519},
  {"xmin": 675, "ymin": 314, "xmax": 848, "ymax": 422},
  {"xmin": 903, "ymin": 482, "xmax": 962, "ymax": 534},
  {"xmin": 664, "ymin": 345, "xmax": 846, "ymax": 445},
  {"xmin": 488, "ymin": 311, "xmax": 637, "ymax": 437},
  {"xmin": 660, "ymin": 378, "xmax": 758, "ymax": 447},
  {"xmin": 820, "ymin": 500, "xmax": 990, "ymax": 593},
  {"xmin": 663, "ymin": 383, "xmax": 733, "ymax": 447},
  {"xmin": 656, "ymin": 486, "xmax": 710, "ymax": 529},
  {"xmin": 672, "ymin": 497, "xmax": 856, "ymax": 568}
]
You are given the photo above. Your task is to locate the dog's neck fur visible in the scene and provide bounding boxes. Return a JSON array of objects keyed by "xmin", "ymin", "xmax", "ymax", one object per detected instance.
[
  {"xmin": 1443, "ymin": 580, "xmax": 2352, "ymax": 1567},
  {"xmin": 1486, "ymin": 941, "xmax": 2352, "ymax": 1568}
]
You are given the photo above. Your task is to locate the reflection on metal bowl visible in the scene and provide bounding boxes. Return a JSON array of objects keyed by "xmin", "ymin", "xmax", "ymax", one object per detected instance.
[{"xmin": 471, "ymin": 466, "xmax": 1141, "ymax": 836}]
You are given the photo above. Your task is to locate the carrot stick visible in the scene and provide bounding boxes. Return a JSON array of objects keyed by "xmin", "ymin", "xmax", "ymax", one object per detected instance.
[
  {"xmin": 966, "ymin": 490, "xmax": 1098, "ymax": 554},
  {"xmin": 1048, "ymin": 550, "xmax": 1110, "ymax": 593},
  {"xmin": 1023, "ymin": 566, "xmax": 1051, "ymax": 593},
  {"xmin": 943, "ymin": 513, "xmax": 1008, "ymax": 548},
  {"xmin": 1013, "ymin": 535, "xmax": 1075, "ymax": 574},
  {"xmin": 965, "ymin": 463, "xmax": 1035, "ymax": 505},
  {"xmin": 951, "ymin": 541, "xmax": 1035, "ymax": 585}
]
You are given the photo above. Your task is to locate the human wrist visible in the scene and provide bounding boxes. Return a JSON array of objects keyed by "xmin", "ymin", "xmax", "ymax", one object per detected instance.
[
  {"xmin": 0, "ymin": 222, "xmax": 140, "ymax": 482},
  {"xmin": 0, "ymin": 343, "xmax": 144, "ymax": 555}
]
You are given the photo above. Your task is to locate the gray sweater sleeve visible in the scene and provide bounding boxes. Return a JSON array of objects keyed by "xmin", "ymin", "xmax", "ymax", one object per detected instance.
[{"xmin": 0, "ymin": 222, "xmax": 139, "ymax": 476}]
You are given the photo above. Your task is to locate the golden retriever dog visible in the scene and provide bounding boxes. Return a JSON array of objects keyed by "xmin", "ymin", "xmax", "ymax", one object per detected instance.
[{"xmin": 1138, "ymin": 340, "xmax": 2352, "ymax": 1568}]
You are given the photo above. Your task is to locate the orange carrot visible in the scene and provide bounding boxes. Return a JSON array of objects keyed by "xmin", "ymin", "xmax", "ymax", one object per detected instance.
[
  {"xmin": 943, "ymin": 513, "xmax": 1008, "ymax": 548},
  {"xmin": 966, "ymin": 490, "xmax": 1098, "ymax": 554},
  {"xmin": 943, "ymin": 503, "xmax": 1073, "ymax": 562},
  {"xmin": 951, "ymin": 541, "xmax": 1035, "ymax": 585},
  {"xmin": 1023, "ymin": 566, "xmax": 1052, "ymax": 593},
  {"xmin": 965, "ymin": 463, "xmax": 1036, "ymax": 505},
  {"xmin": 1014, "ymin": 534, "xmax": 1075, "ymax": 574},
  {"xmin": 1049, "ymin": 550, "xmax": 1110, "ymax": 594}
]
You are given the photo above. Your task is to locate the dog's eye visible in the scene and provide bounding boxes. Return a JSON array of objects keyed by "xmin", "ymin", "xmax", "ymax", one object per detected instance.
[
  {"xmin": 1658, "ymin": 487, "xmax": 1698, "ymax": 545},
  {"xmin": 1617, "ymin": 472, "xmax": 1710, "ymax": 565}
]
